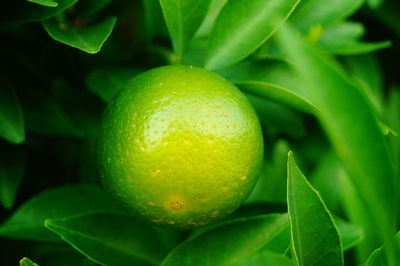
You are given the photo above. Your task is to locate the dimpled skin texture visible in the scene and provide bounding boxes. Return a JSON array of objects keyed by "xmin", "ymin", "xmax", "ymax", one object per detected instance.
[{"xmin": 98, "ymin": 65, "xmax": 264, "ymax": 229}]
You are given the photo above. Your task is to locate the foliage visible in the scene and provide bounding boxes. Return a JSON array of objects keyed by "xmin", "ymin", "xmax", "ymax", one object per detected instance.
[{"xmin": 0, "ymin": 0, "xmax": 399, "ymax": 265}]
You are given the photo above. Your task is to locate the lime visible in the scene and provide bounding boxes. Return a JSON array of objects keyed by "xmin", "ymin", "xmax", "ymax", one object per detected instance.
[{"xmin": 97, "ymin": 65, "xmax": 263, "ymax": 229}]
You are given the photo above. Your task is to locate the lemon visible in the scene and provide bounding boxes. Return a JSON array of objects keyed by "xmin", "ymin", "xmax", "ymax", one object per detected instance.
[{"xmin": 97, "ymin": 65, "xmax": 263, "ymax": 229}]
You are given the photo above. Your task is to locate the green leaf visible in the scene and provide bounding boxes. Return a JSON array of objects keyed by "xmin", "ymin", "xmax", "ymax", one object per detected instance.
[
  {"xmin": 160, "ymin": 0, "xmax": 212, "ymax": 56},
  {"xmin": 45, "ymin": 212, "xmax": 180, "ymax": 266},
  {"xmin": 321, "ymin": 40, "xmax": 391, "ymax": 55},
  {"xmin": 385, "ymin": 87, "xmax": 400, "ymax": 188},
  {"xmin": 337, "ymin": 170, "xmax": 381, "ymax": 262},
  {"xmin": 366, "ymin": 249, "xmax": 386, "ymax": 266},
  {"xmin": 39, "ymin": 250, "xmax": 97, "ymax": 266},
  {"xmin": 0, "ymin": 185, "xmax": 124, "ymax": 242},
  {"xmin": 287, "ymin": 152, "xmax": 343, "ymax": 266},
  {"xmin": 217, "ymin": 59, "xmax": 303, "ymax": 99},
  {"xmin": 324, "ymin": 21, "xmax": 365, "ymax": 41},
  {"xmin": 367, "ymin": 0, "xmax": 385, "ymax": 9},
  {"xmin": 345, "ymin": 54, "xmax": 383, "ymax": 99},
  {"xmin": 334, "ymin": 216, "xmax": 364, "ymax": 251},
  {"xmin": 290, "ymin": 0, "xmax": 365, "ymax": 32},
  {"xmin": 86, "ymin": 67, "xmax": 143, "ymax": 103},
  {"xmin": 74, "ymin": 0, "xmax": 113, "ymax": 18},
  {"xmin": 0, "ymin": 0, "xmax": 77, "ymax": 23},
  {"xmin": 260, "ymin": 224, "xmax": 291, "ymax": 254},
  {"xmin": 310, "ymin": 151, "xmax": 343, "ymax": 213},
  {"xmin": 365, "ymin": 232, "xmax": 400, "ymax": 266},
  {"xmin": 277, "ymin": 24, "xmax": 396, "ymax": 262},
  {"xmin": 20, "ymin": 257, "xmax": 39, "ymax": 266},
  {"xmin": 26, "ymin": 0, "xmax": 58, "ymax": 7},
  {"xmin": 344, "ymin": 54, "xmax": 384, "ymax": 114},
  {"xmin": 195, "ymin": 0, "xmax": 228, "ymax": 37},
  {"xmin": 205, "ymin": 0, "xmax": 300, "ymax": 70},
  {"xmin": 162, "ymin": 214, "xmax": 289, "ymax": 266},
  {"xmin": 317, "ymin": 22, "xmax": 391, "ymax": 55},
  {"xmin": 224, "ymin": 62, "xmax": 297, "ymax": 98},
  {"xmin": 246, "ymin": 94, "xmax": 306, "ymax": 139},
  {"xmin": 231, "ymin": 250, "xmax": 294, "ymax": 266},
  {"xmin": 0, "ymin": 79, "xmax": 25, "ymax": 144},
  {"xmin": 246, "ymin": 140, "xmax": 290, "ymax": 204},
  {"xmin": 221, "ymin": 58, "xmax": 389, "ymax": 137},
  {"xmin": 43, "ymin": 16, "xmax": 117, "ymax": 54},
  {"xmin": 143, "ymin": 0, "xmax": 169, "ymax": 42},
  {"xmin": 0, "ymin": 148, "xmax": 25, "ymax": 209},
  {"xmin": 180, "ymin": 37, "xmax": 208, "ymax": 67},
  {"xmin": 232, "ymin": 207, "xmax": 362, "ymax": 253},
  {"xmin": 217, "ymin": 59, "xmax": 305, "ymax": 138},
  {"xmin": 236, "ymin": 81, "xmax": 315, "ymax": 114}
]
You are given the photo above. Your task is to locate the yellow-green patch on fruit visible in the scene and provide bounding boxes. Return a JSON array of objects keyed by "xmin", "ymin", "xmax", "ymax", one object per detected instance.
[{"xmin": 97, "ymin": 65, "xmax": 264, "ymax": 229}]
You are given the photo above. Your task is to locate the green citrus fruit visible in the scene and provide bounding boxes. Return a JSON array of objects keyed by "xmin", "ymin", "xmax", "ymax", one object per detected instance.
[{"xmin": 97, "ymin": 65, "xmax": 263, "ymax": 229}]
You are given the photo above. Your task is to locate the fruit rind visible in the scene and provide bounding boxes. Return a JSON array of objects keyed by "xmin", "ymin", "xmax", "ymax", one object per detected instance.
[{"xmin": 98, "ymin": 65, "xmax": 264, "ymax": 229}]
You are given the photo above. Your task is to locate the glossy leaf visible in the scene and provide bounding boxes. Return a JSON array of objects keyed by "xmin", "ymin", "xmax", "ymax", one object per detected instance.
[
  {"xmin": 287, "ymin": 152, "xmax": 343, "ymax": 266},
  {"xmin": 217, "ymin": 60, "xmax": 305, "ymax": 137},
  {"xmin": 277, "ymin": 24, "xmax": 396, "ymax": 261},
  {"xmin": 43, "ymin": 16, "xmax": 117, "ymax": 54},
  {"xmin": 0, "ymin": 78, "xmax": 25, "ymax": 144},
  {"xmin": 39, "ymin": 250, "xmax": 97, "ymax": 266},
  {"xmin": 232, "ymin": 206, "xmax": 363, "ymax": 253},
  {"xmin": 231, "ymin": 250, "xmax": 294, "ymax": 266},
  {"xmin": 290, "ymin": 0, "xmax": 365, "ymax": 32},
  {"xmin": 217, "ymin": 59, "xmax": 302, "ymax": 94},
  {"xmin": 0, "ymin": 185, "xmax": 124, "ymax": 242},
  {"xmin": 236, "ymin": 81, "xmax": 315, "ymax": 114},
  {"xmin": 162, "ymin": 214, "xmax": 289, "ymax": 266},
  {"xmin": 46, "ymin": 213, "xmax": 180, "ymax": 266},
  {"xmin": 0, "ymin": 148, "xmax": 25, "ymax": 209},
  {"xmin": 366, "ymin": 249, "xmax": 386, "ymax": 266},
  {"xmin": 224, "ymin": 58, "xmax": 390, "ymax": 136},
  {"xmin": 20, "ymin": 257, "xmax": 39, "ymax": 266},
  {"xmin": 205, "ymin": 0, "xmax": 300, "ymax": 70},
  {"xmin": 86, "ymin": 67, "xmax": 143, "ymax": 103},
  {"xmin": 160, "ymin": 0, "xmax": 212, "ymax": 56},
  {"xmin": 195, "ymin": 0, "xmax": 228, "ymax": 37},
  {"xmin": 222, "ymin": 58, "xmax": 389, "ymax": 135},
  {"xmin": 26, "ymin": 0, "xmax": 58, "ymax": 7},
  {"xmin": 0, "ymin": 0, "xmax": 77, "ymax": 23},
  {"xmin": 365, "ymin": 232, "xmax": 400, "ymax": 266}
]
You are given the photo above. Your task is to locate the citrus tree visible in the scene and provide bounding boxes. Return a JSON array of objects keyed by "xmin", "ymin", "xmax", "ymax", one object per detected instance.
[{"xmin": 0, "ymin": 0, "xmax": 399, "ymax": 265}]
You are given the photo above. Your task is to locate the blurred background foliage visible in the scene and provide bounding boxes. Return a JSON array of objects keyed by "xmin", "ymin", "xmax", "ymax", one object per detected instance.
[{"xmin": 0, "ymin": 0, "xmax": 399, "ymax": 265}]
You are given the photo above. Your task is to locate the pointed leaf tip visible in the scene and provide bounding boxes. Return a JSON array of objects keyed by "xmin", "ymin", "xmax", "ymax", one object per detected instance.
[{"xmin": 287, "ymin": 151, "xmax": 344, "ymax": 266}]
